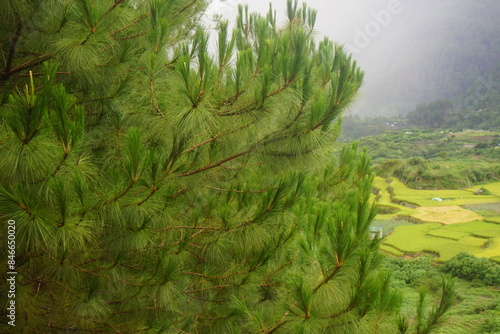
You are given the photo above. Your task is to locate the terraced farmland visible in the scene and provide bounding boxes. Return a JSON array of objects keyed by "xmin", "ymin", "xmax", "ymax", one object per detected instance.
[{"xmin": 373, "ymin": 177, "xmax": 500, "ymax": 262}]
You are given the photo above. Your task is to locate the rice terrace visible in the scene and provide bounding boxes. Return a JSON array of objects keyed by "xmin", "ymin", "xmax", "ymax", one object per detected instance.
[{"xmin": 372, "ymin": 177, "xmax": 500, "ymax": 263}]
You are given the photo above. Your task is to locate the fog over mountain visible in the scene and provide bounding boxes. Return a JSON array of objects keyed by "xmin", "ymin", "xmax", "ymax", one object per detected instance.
[{"xmin": 207, "ymin": 0, "xmax": 500, "ymax": 117}]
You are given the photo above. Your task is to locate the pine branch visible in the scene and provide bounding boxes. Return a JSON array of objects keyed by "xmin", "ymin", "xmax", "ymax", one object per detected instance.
[
  {"xmin": 218, "ymin": 78, "xmax": 295, "ymax": 117},
  {"xmin": 263, "ymin": 255, "xmax": 297, "ymax": 284},
  {"xmin": 157, "ymin": 225, "xmax": 223, "ymax": 232},
  {"xmin": 113, "ymin": 31, "xmax": 148, "ymax": 40},
  {"xmin": 1, "ymin": 23, "xmax": 22, "ymax": 81},
  {"xmin": 14, "ymin": 71, "xmax": 70, "ymax": 77},
  {"xmin": 181, "ymin": 135, "xmax": 220, "ymax": 155},
  {"xmin": 181, "ymin": 265, "xmax": 260, "ymax": 280},
  {"xmin": 185, "ymin": 284, "xmax": 229, "ymax": 294},
  {"xmin": 179, "ymin": 0, "xmax": 199, "ymax": 13},
  {"xmin": 93, "ymin": 321, "xmax": 124, "ymax": 334},
  {"xmin": 150, "ymin": 78, "xmax": 165, "ymax": 116},
  {"xmin": 264, "ymin": 319, "xmax": 289, "ymax": 333},
  {"xmin": 313, "ymin": 264, "xmax": 342, "ymax": 294},
  {"xmin": 104, "ymin": 0, "xmax": 125, "ymax": 16},
  {"xmin": 109, "ymin": 12, "xmax": 152, "ymax": 37},
  {"xmin": 320, "ymin": 301, "xmax": 356, "ymax": 319},
  {"xmin": 203, "ymin": 186, "xmax": 267, "ymax": 194},
  {"xmin": 2, "ymin": 53, "xmax": 51, "ymax": 80},
  {"xmin": 136, "ymin": 187, "xmax": 157, "ymax": 206},
  {"xmin": 7, "ymin": 197, "xmax": 35, "ymax": 219},
  {"xmin": 177, "ymin": 149, "xmax": 252, "ymax": 177}
]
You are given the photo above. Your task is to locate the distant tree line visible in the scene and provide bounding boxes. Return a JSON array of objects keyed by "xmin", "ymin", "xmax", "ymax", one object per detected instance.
[{"xmin": 407, "ymin": 100, "xmax": 454, "ymax": 128}]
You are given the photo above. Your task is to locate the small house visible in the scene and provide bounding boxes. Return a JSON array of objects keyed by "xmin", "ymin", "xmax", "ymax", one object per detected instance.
[{"xmin": 369, "ymin": 225, "xmax": 383, "ymax": 240}]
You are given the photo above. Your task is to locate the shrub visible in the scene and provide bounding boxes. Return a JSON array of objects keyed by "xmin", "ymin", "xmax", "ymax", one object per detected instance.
[
  {"xmin": 475, "ymin": 143, "xmax": 489, "ymax": 149},
  {"xmin": 382, "ymin": 255, "xmax": 434, "ymax": 286},
  {"xmin": 408, "ymin": 156, "xmax": 425, "ymax": 166},
  {"xmin": 478, "ymin": 317, "xmax": 500, "ymax": 334},
  {"xmin": 442, "ymin": 252, "xmax": 500, "ymax": 285}
]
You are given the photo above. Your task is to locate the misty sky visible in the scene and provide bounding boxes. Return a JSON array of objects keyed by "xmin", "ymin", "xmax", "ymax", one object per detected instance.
[
  {"xmin": 204, "ymin": 0, "xmax": 417, "ymax": 115},
  {"xmin": 205, "ymin": 0, "xmax": 404, "ymax": 58},
  {"xmin": 205, "ymin": 0, "xmax": 500, "ymax": 117}
]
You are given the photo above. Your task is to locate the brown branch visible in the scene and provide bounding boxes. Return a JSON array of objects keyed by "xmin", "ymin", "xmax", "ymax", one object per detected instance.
[
  {"xmin": 179, "ymin": 0, "xmax": 198, "ymax": 13},
  {"xmin": 288, "ymin": 309, "xmax": 309, "ymax": 319},
  {"xmin": 78, "ymin": 94, "xmax": 117, "ymax": 104},
  {"xmin": 180, "ymin": 116, "xmax": 259, "ymax": 158},
  {"xmin": 181, "ymin": 266, "xmax": 258, "ymax": 281},
  {"xmin": 1, "ymin": 23, "xmax": 22, "ymax": 80},
  {"xmin": 265, "ymin": 320, "xmax": 289, "ymax": 333},
  {"xmin": 313, "ymin": 264, "xmax": 342, "ymax": 294},
  {"xmin": 13, "ymin": 200, "xmax": 34, "ymax": 218},
  {"xmin": 104, "ymin": 0, "xmax": 125, "ymax": 16},
  {"xmin": 187, "ymin": 249, "xmax": 208, "ymax": 262},
  {"xmin": 52, "ymin": 152, "xmax": 69, "ymax": 176},
  {"xmin": 177, "ymin": 149, "xmax": 251, "ymax": 177},
  {"xmin": 41, "ymin": 247, "xmax": 144, "ymax": 287},
  {"xmin": 94, "ymin": 321, "xmax": 123, "ymax": 334},
  {"xmin": 185, "ymin": 284, "xmax": 229, "ymax": 294},
  {"xmin": 308, "ymin": 105, "xmax": 340, "ymax": 132},
  {"xmin": 264, "ymin": 255, "xmax": 297, "ymax": 284},
  {"xmin": 196, "ymin": 315, "xmax": 231, "ymax": 320},
  {"xmin": 203, "ymin": 186, "xmax": 267, "ymax": 194},
  {"xmin": 4, "ymin": 53, "xmax": 51, "ymax": 79},
  {"xmin": 181, "ymin": 135, "xmax": 220, "ymax": 155},
  {"xmin": 13, "ymin": 71, "xmax": 70, "ymax": 77},
  {"xmin": 72, "ymin": 265, "xmax": 144, "ymax": 287},
  {"xmin": 156, "ymin": 224, "xmax": 223, "ymax": 233},
  {"xmin": 320, "ymin": 301, "xmax": 356, "ymax": 319},
  {"xmin": 219, "ymin": 78, "xmax": 295, "ymax": 117},
  {"xmin": 137, "ymin": 187, "xmax": 157, "ymax": 206},
  {"xmin": 150, "ymin": 78, "xmax": 165, "ymax": 116},
  {"xmin": 113, "ymin": 31, "xmax": 148, "ymax": 40},
  {"xmin": 110, "ymin": 12, "xmax": 152, "ymax": 36},
  {"xmin": 103, "ymin": 180, "xmax": 136, "ymax": 205}
]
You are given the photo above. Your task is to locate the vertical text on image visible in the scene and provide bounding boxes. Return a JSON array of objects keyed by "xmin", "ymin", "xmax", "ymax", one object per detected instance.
[{"xmin": 6, "ymin": 219, "xmax": 16, "ymax": 327}]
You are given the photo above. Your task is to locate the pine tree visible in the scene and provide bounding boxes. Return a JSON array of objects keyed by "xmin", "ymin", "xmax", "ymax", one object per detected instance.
[{"xmin": 1, "ymin": 1, "xmax": 454, "ymax": 333}]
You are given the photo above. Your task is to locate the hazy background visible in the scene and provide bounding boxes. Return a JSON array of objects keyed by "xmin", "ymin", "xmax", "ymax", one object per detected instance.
[{"xmin": 206, "ymin": 0, "xmax": 500, "ymax": 118}]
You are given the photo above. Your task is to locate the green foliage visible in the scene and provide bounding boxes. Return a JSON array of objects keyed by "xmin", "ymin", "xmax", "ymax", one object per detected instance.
[
  {"xmin": 0, "ymin": 1, "xmax": 437, "ymax": 333},
  {"xmin": 407, "ymin": 100, "xmax": 454, "ymax": 128},
  {"xmin": 363, "ymin": 129, "xmax": 500, "ymax": 189},
  {"xmin": 478, "ymin": 317, "xmax": 500, "ymax": 334},
  {"xmin": 443, "ymin": 252, "xmax": 500, "ymax": 285},
  {"xmin": 382, "ymin": 256, "xmax": 434, "ymax": 287},
  {"xmin": 395, "ymin": 274, "xmax": 457, "ymax": 334},
  {"xmin": 385, "ymin": 259, "xmax": 499, "ymax": 334}
]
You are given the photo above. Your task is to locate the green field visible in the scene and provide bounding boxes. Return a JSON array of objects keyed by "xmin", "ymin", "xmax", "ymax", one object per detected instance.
[
  {"xmin": 373, "ymin": 178, "xmax": 500, "ymax": 261},
  {"xmin": 389, "ymin": 177, "xmax": 500, "ymax": 207}
]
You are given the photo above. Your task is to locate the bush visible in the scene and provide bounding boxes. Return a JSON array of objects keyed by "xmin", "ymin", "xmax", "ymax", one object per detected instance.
[
  {"xmin": 408, "ymin": 156, "xmax": 425, "ymax": 165},
  {"xmin": 382, "ymin": 255, "xmax": 434, "ymax": 286},
  {"xmin": 478, "ymin": 317, "xmax": 500, "ymax": 333},
  {"xmin": 475, "ymin": 143, "xmax": 489, "ymax": 149},
  {"xmin": 442, "ymin": 252, "xmax": 500, "ymax": 285}
]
